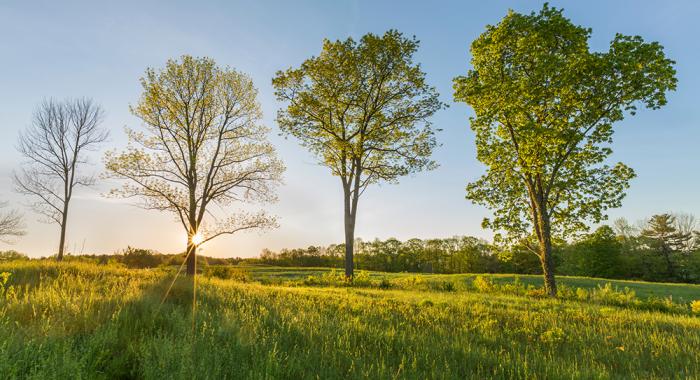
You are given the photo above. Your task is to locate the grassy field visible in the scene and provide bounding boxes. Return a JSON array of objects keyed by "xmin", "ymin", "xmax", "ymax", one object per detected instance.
[
  {"xmin": 1, "ymin": 261, "xmax": 699, "ymax": 379},
  {"xmin": 244, "ymin": 266, "xmax": 700, "ymax": 302}
]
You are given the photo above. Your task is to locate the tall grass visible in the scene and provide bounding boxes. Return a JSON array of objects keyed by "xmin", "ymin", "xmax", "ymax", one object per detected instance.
[{"xmin": 1, "ymin": 261, "xmax": 699, "ymax": 379}]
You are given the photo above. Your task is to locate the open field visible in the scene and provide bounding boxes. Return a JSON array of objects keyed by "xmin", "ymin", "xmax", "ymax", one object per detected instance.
[
  {"xmin": 1, "ymin": 261, "xmax": 699, "ymax": 379},
  {"xmin": 244, "ymin": 266, "xmax": 700, "ymax": 302}
]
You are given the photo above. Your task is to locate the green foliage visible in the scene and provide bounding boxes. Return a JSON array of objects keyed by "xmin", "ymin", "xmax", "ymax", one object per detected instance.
[
  {"xmin": 259, "ymin": 236, "xmax": 498, "ymax": 275},
  {"xmin": 120, "ymin": 246, "xmax": 163, "ymax": 269},
  {"xmin": 301, "ymin": 269, "xmax": 374, "ymax": 287},
  {"xmin": 0, "ymin": 250, "xmax": 28, "ymax": 262},
  {"xmin": 559, "ymin": 226, "xmax": 622, "ymax": 278},
  {"xmin": 0, "ymin": 272, "xmax": 12, "ymax": 298},
  {"xmin": 640, "ymin": 214, "xmax": 691, "ymax": 278},
  {"xmin": 472, "ymin": 275, "xmax": 495, "ymax": 292},
  {"xmin": 273, "ymin": 30, "xmax": 444, "ymax": 186},
  {"xmin": 202, "ymin": 266, "xmax": 250, "ymax": 282}
]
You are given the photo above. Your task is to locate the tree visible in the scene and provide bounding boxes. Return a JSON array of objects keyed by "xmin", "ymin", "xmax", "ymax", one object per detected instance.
[
  {"xmin": 562, "ymin": 225, "xmax": 622, "ymax": 278},
  {"xmin": 14, "ymin": 98, "xmax": 107, "ymax": 260},
  {"xmin": 641, "ymin": 214, "xmax": 690, "ymax": 278},
  {"xmin": 612, "ymin": 217, "xmax": 637, "ymax": 240},
  {"xmin": 672, "ymin": 213, "xmax": 698, "ymax": 251},
  {"xmin": 0, "ymin": 202, "xmax": 25, "ymax": 243},
  {"xmin": 105, "ymin": 56, "xmax": 284, "ymax": 276},
  {"xmin": 272, "ymin": 30, "xmax": 445, "ymax": 277},
  {"xmin": 453, "ymin": 4, "xmax": 676, "ymax": 296}
]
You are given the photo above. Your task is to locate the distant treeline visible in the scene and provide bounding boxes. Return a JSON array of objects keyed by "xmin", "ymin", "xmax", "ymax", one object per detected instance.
[
  {"xmin": 251, "ymin": 214, "xmax": 700, "ymax": 284},
  {"xmin": 0, "ymin": 247, "xmax": 241, "ymax": 269}
]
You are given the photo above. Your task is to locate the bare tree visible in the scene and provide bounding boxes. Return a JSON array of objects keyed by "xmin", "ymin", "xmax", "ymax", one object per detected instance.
[
  {"xmin": 673, "ymin": 212, "xmax": 698, "ymax": 251},
  {"xmin": 105, "ymin": 56, "xmax": 284, "ymax": 276},
  {"xmin": 612, "ymin": 217, "xmax": 637, "ymax": 239},
  {"xmin": 13, "ymin": 98, "xmax": 107, "ymax": 260},
  {"xmin": 0, "ymin": 201, "xmax": 25, "ymax": 243}
]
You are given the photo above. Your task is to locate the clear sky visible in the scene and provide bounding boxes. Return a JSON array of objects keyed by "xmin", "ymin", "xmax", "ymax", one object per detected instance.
[{"xmin": 1, "ymin": 0, "xmax": 698, "ymax": 258}]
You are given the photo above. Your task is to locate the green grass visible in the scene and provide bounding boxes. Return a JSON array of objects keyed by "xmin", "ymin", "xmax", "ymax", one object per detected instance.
[
  {"xmin": 1, "ymin": 261, "xmax": 699, "ymax": 379},
  {"xmin": 244, "ymin": 266, "xmax": 700, "ymax": 302}
]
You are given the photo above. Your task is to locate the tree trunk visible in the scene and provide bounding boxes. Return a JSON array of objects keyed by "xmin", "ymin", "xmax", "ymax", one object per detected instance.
[
  {"xmin": 534, "ymin": 205, "xmax": 557, "ymax": 296},
  {"xmin": 186, "ymin": 241, "xmax": 196, "ymax": 276},
  {"xmin": 57, "ymin": 207, "xmax": 68, "ymax": 261},
  {"xmin": 344, "ymin": 198, "xmax": 356, "ymax": 278},
  {"xmin": 539, "ymin": 237, "xmax": 557, "ymax": 296}
]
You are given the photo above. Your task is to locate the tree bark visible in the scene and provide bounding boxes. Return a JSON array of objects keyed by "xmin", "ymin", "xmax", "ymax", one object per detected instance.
[
  {"xmin": 57, "ymin": 206, "xmax": 68, "ymax": 261},
  {"xmin": 186, "ymin": 241, "xmax": 196, "ymax": 276},
  {"xmin": 343, "ymin": 189, "xmax": 356, "ymax": 278},
  {"xmin": 539, "ymin": 235, "xmax": 557, "ymax": 296},
  {"xmin": 532, "ymin": 197, "xmax": 557, "ymax": 296}
]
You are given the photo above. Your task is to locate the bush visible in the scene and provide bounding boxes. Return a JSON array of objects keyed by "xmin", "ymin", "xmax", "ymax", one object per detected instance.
[
  {"xmin": 640, "ymin": 296, "xmax": 689, "ymax": 314},
  {"xmin": 472, "ymin": 275, "xmax": 494, "ymax": 292},
  {"xmin": 428, "ymin": 281, "xmax": 456, "ymax": 292},
  {"xmin": 202, "ymin": 266, "xmax": 250, "ymax": 282},
  {"xmin": 378, "ymin": 278, "xmax": 392, "ymax": 289},
  {"xmin": 120, "ymin": 247, "xmax": 163, "ymax": 269},
  {"xmin": 0, "ymin": 250, "xmax": 28, "ymax": 262},
  {"xmin": 588, "ymin": 283, "xmax": 639, "ymax": 307}
]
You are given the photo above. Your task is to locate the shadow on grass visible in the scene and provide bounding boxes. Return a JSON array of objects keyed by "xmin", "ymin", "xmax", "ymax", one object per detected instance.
[{"xmin": 0, "ymin": 267, "xmax": 200, "ymax": 379}]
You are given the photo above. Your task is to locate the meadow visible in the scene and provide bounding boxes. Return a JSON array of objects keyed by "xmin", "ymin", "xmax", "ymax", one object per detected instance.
[{"xmin": 1, "ymin": 261, "xmax": 699, "ymax": 379}]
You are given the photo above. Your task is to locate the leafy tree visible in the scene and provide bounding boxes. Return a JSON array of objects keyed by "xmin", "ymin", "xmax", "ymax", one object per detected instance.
[
  {"xmin": 640, "ymin": 214, "xmax": 690, "ymax": 278},
  {"xmin": 273, "ymin": 30, "xmax": 445, "ymax": 277},
  {"xmin": 561, "ymin": 225, "xmax": 622, "ymax": 278},
  {"xmin": 453, "ymin": 4, "xmax": 676, "ymax": 295},
  {"xmin": 106, "ymin": 56, "xmax": 284, "ymax": 275},
  {"xmin": 14, "ymin": 99, "xmax": 107, "ymax": 260}
]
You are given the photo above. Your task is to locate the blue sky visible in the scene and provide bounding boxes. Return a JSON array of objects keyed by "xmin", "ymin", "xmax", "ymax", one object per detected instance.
[{"xmin": 1, "ymin": 0, "xmax": 698, "ymax": 258}]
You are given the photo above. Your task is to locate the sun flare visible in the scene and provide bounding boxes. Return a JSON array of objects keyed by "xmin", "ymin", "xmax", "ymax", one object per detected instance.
[{"xmin": 190, "ymin": 232, "xmax": 204, "ymax": 246}]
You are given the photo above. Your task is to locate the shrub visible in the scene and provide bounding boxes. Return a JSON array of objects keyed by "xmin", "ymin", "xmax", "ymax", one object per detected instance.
[
  {"xmin": 203, "ymin": 266, "xmax": 250, "ymax": 282},
  {"xmin": 0, "ymin": 271, "xmax": 16, "ymax": 300},
  {"xmin": 0, "ymin": 250, "xmax": 28, "ymax": 262},
  {"xmin": 575, "ymin": 287, "xmax": 589, "ymax": 301},
  {"xmin": 540, "ymin": 327, "xmax": 565, "ymax": 344},
  {"xmin": 589, "ymin": 283, "xmax": 639, "ymax": 307},
  {"xmin": 378, "ymin": 278, "xmax": 392, "ymax": 289},
  {"xmin": 499, "ymin": 276, "xmax": 527, "ymax": 295},
  {"xmin": 472, "ymin": 275, "xmax": 494, "ymax": 292},
  {"xmin": 641, "ymin": 296, "xmax": 688, "ymax": 314},
  {"xmin": 390, "ymin": 275, "xmax": 425, "ymax": 289},
  {"xmin": 120, "ymin": 247, "xmax": 163, "ymax": 269},
  {"xmin": 301, "ymin": 269, "xmax": 374, "ymax": 287},
  {"xmin": 428, "ymin": 281, "xmax": 455, "ymax": 292}
]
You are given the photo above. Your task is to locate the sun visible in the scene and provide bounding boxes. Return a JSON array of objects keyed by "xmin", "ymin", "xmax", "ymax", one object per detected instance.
[{"xmin": 191, "ymin": 232, "xmax": 204, "ymax": 246}]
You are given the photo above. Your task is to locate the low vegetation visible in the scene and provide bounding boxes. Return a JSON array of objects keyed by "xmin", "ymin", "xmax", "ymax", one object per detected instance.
[{"xmin": 1, "ymin": 260, "xmax": 698, "ymax": 379}]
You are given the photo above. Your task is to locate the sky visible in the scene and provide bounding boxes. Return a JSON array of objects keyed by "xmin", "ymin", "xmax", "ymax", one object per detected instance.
[{"xmin": 0, "ymin": 0, "xmax": 698, "ymax": 258}]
